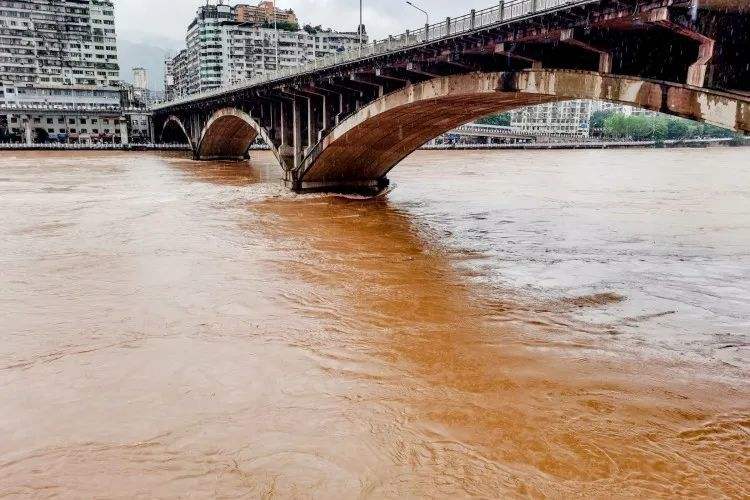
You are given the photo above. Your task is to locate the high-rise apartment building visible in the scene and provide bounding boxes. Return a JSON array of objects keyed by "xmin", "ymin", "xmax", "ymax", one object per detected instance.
[
  {"xmin": 0, "ymin": 0, "xmax": 128, "ymax": 144},
  {"xmin": 133, "ymin": 67, "xmax": 149, "ymax": 90},
  {"xmin": 165, "ymin": 2, "xmax": 364, "ymax": 98},
  {"xmin": 0, "ymin": 0, "xmax": 119, "ymax": 88},
  {"xmin": 164, "ymin": 49, "xmax": 190, "ymax": 101},
  {"xmin": 509, "ymin": 100, "xmax": 594, "ymax": 138}
]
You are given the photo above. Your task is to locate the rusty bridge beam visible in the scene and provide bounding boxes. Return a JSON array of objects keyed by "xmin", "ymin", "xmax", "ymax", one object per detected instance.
[
  {"xmin": 494, "ymin": 43, "xmax": 542, "ymax": 69},
  {"xmin": 645, "ymin": 7, "xmax": 716, "ymax": 87},
  {"xmin": 560, "ymin": 28, "xmax": 613, "ymax": 74}
]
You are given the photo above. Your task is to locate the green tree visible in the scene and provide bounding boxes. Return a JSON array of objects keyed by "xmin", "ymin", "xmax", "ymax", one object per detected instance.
[
  {"xmin": 604, "ymin": 113, "xmax": 702, "ymax": 141},
  {"xmin": 667, "ymin": 118, "xmax": 691, "ymax": 139},
  {"xmin": 627, "ymin": 116, "xmax": 652, "ymax": 140},
  {"xmin": 262, "ymin": 20, "xmax": 299, "ymax": 31},
  {"xmin": 604, "ymin": 113, "xmax": 628, "ymax": 138},
  {"xmin": 303, "ymin": 24, "xmax": 323, "ymax": 34},
  {"xmin": 698, "ymin": 123, "xmax": 733, "ymax": 138},
  {"xmin": 590, "ymin": 110, "xmax": 615, "ymax": 131}
]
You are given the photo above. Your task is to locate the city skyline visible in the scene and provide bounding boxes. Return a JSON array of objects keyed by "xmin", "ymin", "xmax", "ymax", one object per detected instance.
[
  {"xmin": 163, "ymin": 2, "xmax": 367, "ymax": 99},
  {"xmin": 116, "ymin": 0, "xmax": 498, "ymax": 47},
  {"xmin": 121, "ymin": 0, "xmax": 496, "ymax": 90}
]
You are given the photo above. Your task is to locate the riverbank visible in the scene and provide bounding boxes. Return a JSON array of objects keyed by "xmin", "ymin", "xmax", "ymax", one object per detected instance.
[
  {"xmin": 0, "ymin": 143, "xmax": 191, "ymax": 151},
  {"xmin": 424, "ymin": 137, "xmax": 749, "ymax": 150},
  {"xmin": 1, "ymin": 136, "xmax": 746, "ymax": 152}
]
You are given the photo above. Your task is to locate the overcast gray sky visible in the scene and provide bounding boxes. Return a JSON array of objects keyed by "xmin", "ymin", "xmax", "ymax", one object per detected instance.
[{"xmin": 116, "ymin": 0, "xmax": 496, "ymax": 44}]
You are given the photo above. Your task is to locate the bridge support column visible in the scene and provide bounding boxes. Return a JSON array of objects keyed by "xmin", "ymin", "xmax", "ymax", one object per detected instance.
[
  {"xmin": 292, "ymin": 97, "xmax": 303, "ymax": 169},
  {"xmin": 336, "ymin": 93, "xmax": 345, "ymax": 125},
  {"xmin": 306, "ymin": 84, "xmax": 342, "ymax": 133},
  {"xmin": 278, "ymin": 99, "xmax": 295, "ymax": 169},
  {"xmin": 321, "ymin": 94, "xmax": 329, "ymax": 132},
  {"xmin": 306, "ymin": 96, "xmax": 317, "ymax": 153},
  {"xmin": 23, "ymin": 119, "xmax": 32, "ymax": 145},
  {"xmin": 119, "ymin": 117, "xmax": 129, "ymax": 146},
  {"xmin": 279, "ymin": 101, "xmax": 287, "ymax": 146},
  {"xmin": 148, "ymin": 116, "xmax": 155, "ymax": 144},
  {"xmin": 687, "ymin": 39, "xmax": 715, "ymax": 87},
  {"xmin": 316, "ymin": 81, "xmax": 361, "ymax": 122}
]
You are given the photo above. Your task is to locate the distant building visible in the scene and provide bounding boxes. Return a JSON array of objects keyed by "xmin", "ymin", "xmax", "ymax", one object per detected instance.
[
  {"xmin": 591, "ymin": 101, "xmax": 656, "ymax": 117},
  {"xmin": 133, "ymin": 67, "xmax": 149, "ymax": 90},
  {"xmin": 165, "ymin": 2, "xmax": 365, "ymax": 98},
  {"xmin": 0, "ymin": 0, "xmax": 129, "ymax": 144},
  {"xmin": 0, "ymin": 0, "xmax": 120, "ymax": 89},
  {"xmin": 164, "ymin": 50, "xmax": 190, "ymax": 101},
  {"xmin": 235, "ymin": 1, "xmax": 298, "ymax": 25},
  {"xmin": 510, "ymin": 100, "xmax": 594, "ymax": 138},
  {"xmin": 120, "ymin": 82, "xmax": 149, "ymax": 109}
]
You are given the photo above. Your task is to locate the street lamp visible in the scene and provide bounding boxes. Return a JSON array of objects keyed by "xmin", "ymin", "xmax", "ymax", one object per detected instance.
[{"xmin": 406, "ymin": 1, "xmax": 429, "ymax": 25}]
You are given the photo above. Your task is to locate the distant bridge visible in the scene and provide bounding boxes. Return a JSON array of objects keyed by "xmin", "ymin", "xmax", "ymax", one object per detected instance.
[{"xmin": 153, "ymin": 0, "xmax": 750, "ymax": 192}]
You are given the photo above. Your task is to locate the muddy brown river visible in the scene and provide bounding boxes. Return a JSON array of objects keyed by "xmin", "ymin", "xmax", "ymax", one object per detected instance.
[{"xmin": 0, "ymin": 149, "xmax": 748, "ymax": 498}]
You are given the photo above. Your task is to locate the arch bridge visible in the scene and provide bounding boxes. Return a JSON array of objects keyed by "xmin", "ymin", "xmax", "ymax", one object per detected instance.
[{"xmin": 153, "ymin": 0, "xmax": 750, "ymax": 193}]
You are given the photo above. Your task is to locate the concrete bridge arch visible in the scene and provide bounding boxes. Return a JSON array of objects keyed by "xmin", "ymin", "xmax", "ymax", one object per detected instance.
[
  {"xmin": 196, "ymin": 108, "xmax": 281, "ymax": 164},
  {"xmin": 295, "ymin": 69, "xmax": 749, "ymax": 192},
  {"xmin": 160, "ymin": 115, "xmax": 193, "ymax": 147}
]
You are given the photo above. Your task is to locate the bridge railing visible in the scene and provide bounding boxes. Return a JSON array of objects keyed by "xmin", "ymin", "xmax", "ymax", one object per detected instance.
[
  {"xmin": 154, "ymin": 0, "xmax": 591, "ymax": 110},
  {"xmin": 0, "ymin": 104, "xmax": 151, "ymax": 115}
]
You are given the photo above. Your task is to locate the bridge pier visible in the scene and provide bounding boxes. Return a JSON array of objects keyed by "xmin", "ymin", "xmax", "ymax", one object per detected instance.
[
  {"xmin": 23, "ymin": 120, "xmax": 32, "ymax": 145},
  {"xmin": 119, "ymin": 117, "xmax": 129, "ymax": 146},
  {"xmin": 277, "ymin": 99, "xmax": 295, "ymax": 169},
  {"xmin": 288, "ymin": 176, "xmax": 390, "ymax": 195},
  {"xmin": 292, "ymin": 97, "xmax": 303, "ymax": 169}
]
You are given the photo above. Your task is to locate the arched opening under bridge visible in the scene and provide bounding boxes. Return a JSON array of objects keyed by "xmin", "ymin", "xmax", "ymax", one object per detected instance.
[
  {"xmin": 160, "ymin": 116, "xmax": 192, "ymax": 147},
  {"xmin": 196, "ymin": 108, "xmax": 280, "ymax": 165}
]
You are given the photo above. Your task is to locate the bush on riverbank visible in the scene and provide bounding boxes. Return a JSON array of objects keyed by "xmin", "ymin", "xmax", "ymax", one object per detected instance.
[{"xmin": 594, "ymin": 111, "xmax": 736, "ymax": 141}]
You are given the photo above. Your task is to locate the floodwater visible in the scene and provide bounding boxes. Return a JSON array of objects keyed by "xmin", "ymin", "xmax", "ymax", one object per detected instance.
[{"xmin": 0, "ymin": 148, "xmax": 748, "ymax": 498}]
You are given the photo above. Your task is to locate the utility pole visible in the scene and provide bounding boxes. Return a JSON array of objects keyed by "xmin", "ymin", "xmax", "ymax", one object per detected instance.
[
  {"xmin": 359, "ymin": 0, "xmax": 364, "ymax": 51},
  {"xmin": 274, "ymin": 0, "xmax": 279, "ymax": 72}
]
